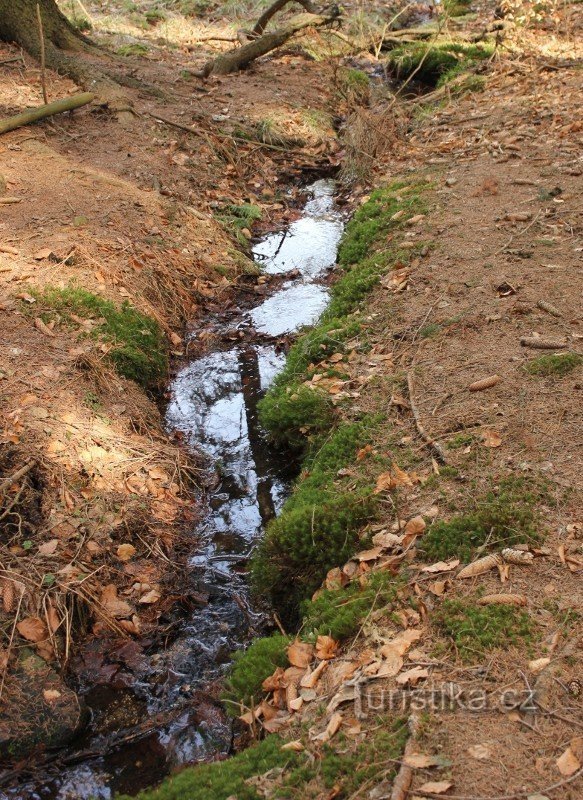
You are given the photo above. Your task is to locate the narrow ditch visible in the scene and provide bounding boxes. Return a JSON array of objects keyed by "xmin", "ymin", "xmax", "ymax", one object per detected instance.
[{"xmin": 7, "ymin": 179, "xmax": 345, "ymax": 800}]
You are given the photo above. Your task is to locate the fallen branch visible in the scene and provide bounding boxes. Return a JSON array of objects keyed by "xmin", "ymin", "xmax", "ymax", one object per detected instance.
[
  {"xmin": 0, "ymin": 92, "xmax": 94, "ymax": 136},
  {"xmin": 196, "ymin": 11, "xmax": 339, "ymax": 77},
  {"xmin": 251, "ymin": 0, "xmax": 316, "ymax": 37},
  {"xmin": 406, "ymin": 371, "xmax": 449, "ymax": 464}
]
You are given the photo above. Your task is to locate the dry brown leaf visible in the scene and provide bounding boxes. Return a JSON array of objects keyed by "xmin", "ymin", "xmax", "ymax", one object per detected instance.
[
  {"xmin": 405, "ymin": 516, "xmax": 426, "ymax": 536},
  {"xmin": 556, "ymin": 741, "xmax": 581, "ymax": 776},
  {"xmin": 117, "ymin": 543, "xmax": 137, "ymax": 562},
  {"xmin": 428, "ymin": 580, "xmax": 449, "ymax": 596},
  {"xmin": 313, "ymin": 712, "xmax": 343, "ymax": 742},
  {"xmin": 422, "ymin": 559, "xmax": 460, "ymax": 574},
  {"xmin": 300, "ymin": 659, "xmax": 328, "ymax": 689},
  {"xmin": 467, "ymin": 743, "xmax": 492, "ymax": 760},
  {"xmin": 374, "ymin": 471, "xmax": 394, "ymax": 494},
  {"xmin": 418, "ymin": 781, "xmax": 453, "ymax": 794},
  {"xmin": 43, "ymin": 689, "xmax": 61, "ymax": 702},
  {"xmin": 38, "ymin": 539, "xmax": 59, "ymax": 556},
  {"xmin": 315, "ymin": 635, "xmax": 338, "ymax": 660},
  {"xmin": 482, "ymin": 429, "xmax": 503, "ymax": 448},
  {"xmin": 355, "ymin": 547, "xmax": 383, "ymax": 562},
  {"xmin": 395, "ymin": 666, "xmax": 428, "ymax": 686},
  {"xmin": 263, "ymin": 667, "xmax": 286, "ymax": 692},
  {"xmin": 139, "ymin": 590, "xmax": 161, "ymax": 604},
  {"xmin": 287, "ymin": 640, "xmax": 314, "ymax": 669},
  {"xmin": 375, "ymin": 652, "xmax": 403, "ymax": 677},
  {"xmin": 403, "ymin": 754, "xmax": 441, "ymax": 768},
  {"xmin": 17, "ymin": 616, "xmax": 48, "ymax": 643}
]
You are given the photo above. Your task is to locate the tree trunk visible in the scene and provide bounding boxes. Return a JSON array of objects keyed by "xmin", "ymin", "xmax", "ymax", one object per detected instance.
[
  {"xmin": 0, "ymin": 0, "xmax": 90, "ymax": 63},
  {"xmin": 0, "ymin": 0, "xmax": 134, "ymax": 111}
]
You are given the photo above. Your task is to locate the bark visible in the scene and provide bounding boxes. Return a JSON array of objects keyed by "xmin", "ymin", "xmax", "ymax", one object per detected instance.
[
  {"xmin": 0, "ymin": 0, "xmax": 132, "ymax": 111},
  {"xmin": 199, "ymin": 11, "xmax": 339, "ymax": 77},
  {"xmin": 251, "ymin": 0, "xmax": 317, "ymax": 37}
]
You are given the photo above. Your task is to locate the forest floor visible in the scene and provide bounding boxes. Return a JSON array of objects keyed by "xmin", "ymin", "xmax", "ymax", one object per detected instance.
[{"xmin": 0, "ymin": 0, "xmax": 582, "ymax": 797}]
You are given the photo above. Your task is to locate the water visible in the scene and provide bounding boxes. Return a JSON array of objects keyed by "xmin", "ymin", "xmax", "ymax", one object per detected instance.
[{"xmin": 2, "ymin": 179, "xmax": 343, "ymax": 800}]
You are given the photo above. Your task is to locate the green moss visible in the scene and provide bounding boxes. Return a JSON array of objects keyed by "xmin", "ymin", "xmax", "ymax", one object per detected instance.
[
  {"xmin": 122, "ymin": 735, "xmax": 301, "ymax": 800},
  {"xmin": 116, "ymin": 43, "xmax": 150, "ymax": 57},
  {"xmin": 258, "ymin": 182, "xmax": 428, "ymax": 452},
  {"xmin": 385, "ymin": 41, "xmax": 493, "ymax": 86},
  {"xmin": 420, "ymin": 477, "xmax": 545, "ymax": 563},
  {"xmin": 33, "ymin": 286, "xmax": 167, "ymax": 388},
  {"xmin": 524, "ymin": 353, "xmax": 583, "ymax": 377},
  {"xmin": 223, "ymin": 635, "xmax": 290, "ymax": 711},
  {"xmin": 302, "ymin": 570, "xmax": 401, "ymax": 641},
  {"xmin": 435, "ymin": 599, "xmax": 533, "ymax": 661},
  {"xmin": 251, "ymin": 419, "xmax": 381, "ymax": 620},
  {"xmin": 216, "ymin": 203, "xmax": 262, "ymax": 246},
  {"xmin": 336, "ymin": 68, "xmax": 371, "ymax": 105}
]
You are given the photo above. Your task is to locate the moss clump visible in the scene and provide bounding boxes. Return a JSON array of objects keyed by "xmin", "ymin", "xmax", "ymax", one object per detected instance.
[
  {"xmin": 302, "ymin": 570, "xmax": 401, "ymax": 641},
  {"xmin": 420, "ymin": 477, "xmax": 545, "ymax": 563},
  {"xmin": 34, "ymin": 286, "xmax": 167, "ymax": 388},
  {"xmin": 251, "ymin": 419, "xmax": 381, "ymax": 620},
  {"xmin": 122, "ymin": 735, "xmax": 302, "ymax": 800},
  {"xmin": 258, "ymin": 182, "xmax": 427, "ymax": 453},
  {"xmin": 524, "ymin": 353, "xmax": 582, "ymax": 377},
  {"xmin": 336, "ymin": 67, "xmax": 371, "ymax": 106},
  {"xmin": 435, "ymin": 599, "xmax": 533, "ymax": 661},
  {"xmin": 116, "ymin": 43, "xmax": 149, "ymax": 57},
  {"xmin": 385, "ymin": 41, "xmax": 493, "ymax": 87},
  {"xmin": 223, "ymin": 635, "xmax": 290, "ymax": 712}
]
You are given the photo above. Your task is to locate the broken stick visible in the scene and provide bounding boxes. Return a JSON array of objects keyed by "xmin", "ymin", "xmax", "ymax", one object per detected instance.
[{"xmin": 0, "ymin": 92, "xmax": 94, "ymax": 136}]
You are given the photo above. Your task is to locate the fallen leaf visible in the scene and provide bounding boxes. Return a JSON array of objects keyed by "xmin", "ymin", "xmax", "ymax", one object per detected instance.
[
  {"xmin": 315, "ymin": 635, "xmax": 338, "ymax": 660},
  {"xmin": 117, "ymin": 543, "xmax": 136, "ymax": 562},
  {"xmin": 468, "ymin": 743, "xmax": 492, "ymax": 760},
  {"xmin": 300, "ymin": 659, "xmax": 328, "ymax": 689},
  {"xmin": 404, "ymin": 754, "xmax": 446, "ymax": 768},
  {"xmin": 139, "ymin": 590, "xmax": 161, "ymax": 604},
  {"xmin": 374, "ymin": 471, "xmax": 394, "ymax": 494},
  {"xmin": 556, "ymin": 741, "xmax": 581, "ymax": 776},
  {"xmin": 287, "ymin": 640, "xmax": 314, "ymax": 669},
  {"xmin": 355, "ymin": 547, "xmax": 383, "ymax": 562},
  {"xmin": 396, "ymin": 666, "xmax": 429, "ymax": 687},
  {"xmin": 405, "ymin": 516, "xmax": 426, "ymax": 536},
  {"xmin": 482, "ymin": 429, "xmax": 502, "ymax": 448},
  {"xmin": 43, "ymin": 689, "xmax": 61, "ymax": 702},
  {"xmin": 17, "ymin": 616, "xmax": 48, "ymax": 643},
  {"xmin": 418, "ymin": 781, "xmax": 453, "ymax": 794},
  {"xmin": 422, "ymin": 559, "xmax": 460, "ymax": 574},
  {"xmin": 37, "ymin": 539, "xmax": 59, "ymax": 556}
]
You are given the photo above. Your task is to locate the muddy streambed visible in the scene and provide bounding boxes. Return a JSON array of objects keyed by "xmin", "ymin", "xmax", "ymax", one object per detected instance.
[{"xmin": 4, "ymin": 180, "xmax": 344, "ymax": 800}]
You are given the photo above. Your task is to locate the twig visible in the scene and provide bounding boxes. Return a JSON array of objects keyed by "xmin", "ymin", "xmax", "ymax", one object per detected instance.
[
  {"xmin": 0, "ymin": 460, "xmax": 34, "ymax": 497},
  {"xmin": 36, "ymin": 4, "xmax": 48, "ymax": 105},
  {"xmin": 493, "ymin": 210, "xmax": 542, "ymax": 256},
  {"xmin": 406, "ymin": 371, "xmax": 448, "ymax": 464}
]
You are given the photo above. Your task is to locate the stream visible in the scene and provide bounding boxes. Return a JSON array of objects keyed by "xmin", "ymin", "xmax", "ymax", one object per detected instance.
[{"xmin": 5, "ymin": 179, "xmax": 344, "ymax": 800}]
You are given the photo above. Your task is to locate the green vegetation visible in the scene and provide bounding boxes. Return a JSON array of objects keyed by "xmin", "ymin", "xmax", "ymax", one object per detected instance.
[
  {"xmin": 116, "ymin": 43, "xmax": 150, "ymax": 57},
  {"xmin": 33, "ymin": 286, "xmax": 167, "ymax": 388},
  {"xmin": 258, "ymin": 181, "xmax": 427, "ymax": 452},
  {"xmin": 420, "ymin": 477, "xmax": 545, "ymax": 563},
  {"xmin": 441, "ymin": 0, "xmax": 473, "ymax": 17},
  {"xmin": 122, "ymin": 735, "xmax": 302, "ymax": 800},
  {"xmin": 302, "ymin": 570, "xmax": 401, "ymax": 641},
  {"xmin": 216, "ymin": 202, "xmax": 262, "ymax": 246},
  {"xmin": 385, "ymin": 41, "xmax": 493, "ymax": 87},
  {"xmin": 251, "ymin": 419, "xmax": 381, "ymax": 619},
  {"xmin": 125, "ymin": 715, "xmax": 408, "ymax": 800},
  {"xmin": 336, "ymin": 67, "xmax": 371, "ymax": 105},
  {"xmin": 435, "ymin": 599, "xmax": 533, "ymax": 660},
  {"xmin": 223, "ymin": 635, "xmax": 289, "ymax": 711},
  {"xmin": 524, "ymin": 352, "xmax": 582, "ymax": 377}
]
